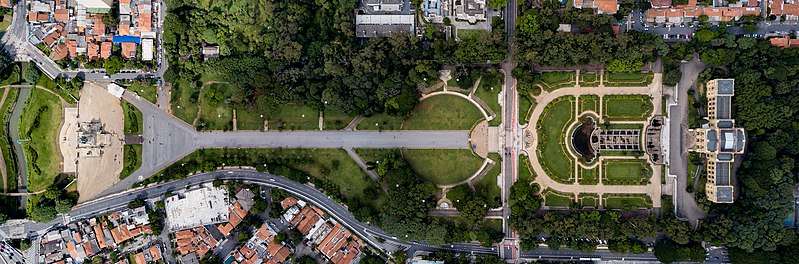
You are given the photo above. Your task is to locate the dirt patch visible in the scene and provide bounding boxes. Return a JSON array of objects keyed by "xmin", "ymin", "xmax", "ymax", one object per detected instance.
[{"xmin": 75, "ymin": 83, "xmax": 124, "ymax": 202}]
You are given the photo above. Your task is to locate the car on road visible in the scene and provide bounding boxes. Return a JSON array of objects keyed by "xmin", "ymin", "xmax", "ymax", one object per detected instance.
[{"xmin": 103, "ymin": 75, "xmax": 109, "ymax": 79}]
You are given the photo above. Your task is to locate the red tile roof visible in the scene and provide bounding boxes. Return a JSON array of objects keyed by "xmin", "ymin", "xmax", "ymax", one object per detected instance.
[
  {"xmin": 232, "ymin": 201, "xmax": 248, "ymax": 219},
  {"xmin": 135, "ymin": 252, "xmax": 146, "ymax": 264},
  {"xmin": 88, "ymin": 42, "xmax": 99, "ymax": 60},
  {"xmin": 42, "ymin": 31, "xmax": 59, "ymax": 47},
  {"xmin": 67, "ymin": 40, "xmax": 77, "ymax": 57},
  {"xmin": 281, "ymin": 197, "xmax": 298, "ymax": 209},
  {"xmin": 138, "ymin": 13, "xmax": 152, "ymax": 32},
  {"xmin": 118, "ymin": 24, "xmax": 130, "ymax": 36},
  {"xmin": 594, "ymin": 0, "xmax": 618, "ymax": 14},
  {"xmin": 649, "ymin": 0, "xmax": 671, "ymax": 8},
  {"xmin": 52, "ymin": 44, "xmax": 68, "ymax": 60},
  {"xmin": 83, "ymin": 241, "xmax": 93, "ymax": 256},
  {"xmin": 93, "ymin": 225, "xmax": 107, "ymax": 249},
  {"xmin": 94, "ymin": 16, "xmax": 106, "ymax": 35},
  {"xmin": 54, "ymin": 9, "xmax": 68, "ymax": 22},
  {"xmin": 100, "ymin": 41, "xmax": 112, "ymax": 59},
  {"xmin": 150, "ymin": 246, "xmax": 161, "ymax": 261},
  {"xmin": 0, "ymin": 0, "xmax": 9, "ymax": 8},
  {"xmin": 66, "ymin": 242, "xmax": 79, "ymax": 259},
  {"xmin": 121, "ymin": 42, "xmax": 136, "ymax": 59}
]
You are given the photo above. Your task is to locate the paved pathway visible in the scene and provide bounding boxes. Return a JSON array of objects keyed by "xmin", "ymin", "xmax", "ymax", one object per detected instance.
[
  {"xmin": 344, "ymin": 148, "xmax": 380, "ymax": 181},
  {"xmin": 523, "ymin": 74, "xmax": 664, "ymax": 208},
  {"xmin": 98, "ymin": 90, "xmax": 474, "ymax": 198}
]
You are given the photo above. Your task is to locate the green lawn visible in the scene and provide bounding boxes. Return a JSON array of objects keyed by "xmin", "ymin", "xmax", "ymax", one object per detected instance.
[
  {"xmin": 544, "ymin": 189, "xmax": 574, "ymax": 207},
  {"xmin": 473, "ymin": 82, "xmax": 502, "ymax": 127},
  {"xmin": 602, "ymin": 95, "xmax": 653, "ymax": 121},
  {"xmin": 120, "ymin": 82, "xmax": 157, "ymax": 104},
  {"xmin": 536, "ymin": 71, "xmax": 576, "ymax": 91},
  {"xmin": 536, "ymin": 96, "xmax": 575, "ymax": 183},
  {"xmin": 518, "ymin": 154, "xmax": 536, "ymax": 183},
  {"xmin": 602, "ymin": 159, "xmax": 651, "ymax": 185},
  {"xmin": 604, "ymin": 72, "xmax": 654, "ymax": 87},
  {"xmin": 170, "ymin": 79, "xmax": 200, "ymax": 125},
  {"xmin": 0, "ymin": 88, "xmax": 19, "ymax": 191},
  {"xmin": 266, "ymin": 104, "xmax": 319, "ymax": 130},
  {"xmin": 197, "ymin": 83, "xmax": 234, "ymax": 131},
  {"xmin": 603, "ymin": 194, "xmax": 653, "ymax": 210},
  {"xmin": 518, "ymin": 96, "xmax": 536, "ymax": 125},
  {"xmin": 402, "ymin": 149, "xmax": 484, "ymax": 185},
  {"xmin": 323, "ymin": 109, "xmax": 353, "ymax": 130},
  {"xmin": 235, "ymin": 105, "xmax": 266, "ymax": 131},
  {"xmin": 474, "ymin": 153, "xmax": 502, "ymax": 208},
  {"xmin": 578, "ymin": 95, "xmax": 600, "ymax": 114},
  {"xmin": 403, "ymin": 95, "xmax": 483, "ymax": 130},
  {"xmin": 19, "ymin": 89, "xmax": 63, "ymax": 192},
  {"xmin": 121, "ymin": 101, "xmax": 143, "ymax": 134},
  {"xmin": 0, "ymin": 64, "xmax": 20, "ymax": 86},
  {"xmin": 579, "ymin": 193, "xmax": 599, "ymax": 208},
  {"xmin": 357, "ymin": 113, "xmax": 405, "ymax": 130},
  {"xmin": 35, "ymin": 76, "xmax": 79, "ymax": 105},
  {"xmin": 120, "ymin": 145, "xmax": 142, "ymax": 179},
  {"xmin": 579, "ymin": 167, "xmax": 598, "ymax": 185},
  {"xmin": 580, "ymin": 72, "xmax": 599, "ymax": 86}
]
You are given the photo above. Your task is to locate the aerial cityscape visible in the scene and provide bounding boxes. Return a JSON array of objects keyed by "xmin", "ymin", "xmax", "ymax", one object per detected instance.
[{"xmin": 0, "ymin": 0, "xmax": 796, "ymax": 263}]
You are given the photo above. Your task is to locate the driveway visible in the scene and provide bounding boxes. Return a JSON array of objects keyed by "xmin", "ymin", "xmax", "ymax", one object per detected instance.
[{"xmin": 669, "ymin": 56, "xmax": 707, "ymax": 226}]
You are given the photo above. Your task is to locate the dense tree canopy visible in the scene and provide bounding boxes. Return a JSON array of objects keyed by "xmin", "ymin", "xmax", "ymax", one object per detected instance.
[{"xmin": 163, "ymin": 0, "xmax": 505, "ymax": 118}]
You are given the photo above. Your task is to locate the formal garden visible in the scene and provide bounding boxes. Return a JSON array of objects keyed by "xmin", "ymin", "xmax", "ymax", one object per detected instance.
[
  {"xmin": 602, "ymin": 94, "xmax": 654, "ymax": 121},
  {"xmin": 536, "ymin": 96, "xmax": 575, "ymax": 184},
  {"xmin": 602, "ymin": 159, "xmax": 652, "ymax": 185},
  {"xmin": 403, "ymin": 94, "xmax": 484, "ymax": 130}
]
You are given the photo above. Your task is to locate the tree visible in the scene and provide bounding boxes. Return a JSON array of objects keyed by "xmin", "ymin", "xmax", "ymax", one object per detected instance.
[
  {"xmin": 654, "ymin": 241, "xmax": 706, "ymax": 263},
  {"xmin": 743, "ymin": 24, "xmax": 759, "ymax": 33},
  {"xmin": 212, "ymin": 179, "xmax": 224, "ymax": 187},
  {"xmin": 698, "ymin": 15, "xmax": 709, "ymax": 22},
  {"xmin": 392, "ymin": 251, "xmax": 408, "ymax": 264},
  {"xmin": 695, "ymin": 29, "xmax": 718, "ymax": 42},
  {"xmin": 662, "ymin": 217, "xmax": 692, "ymax": 244},
  {"xmin": 90, "ymin": 256, "xmax": 104, "ymax": 264},
  {"xmin": 55, "ymin": 199, "xmax": 75, "ymax": 214},
  {"xmin": 28, "ymin": 205, "xmax": 57, "ymax": 222},
  {"xmin": 23, "ymin": 65, "xmax": 40, "ymax": 84},
  {"xmin": 104, "ymin": 56, "xmax": 124, "ymax": 75},
  {"xmin": 128, "ymin": 198, "xmax": 146, "ymax": 209},
  {"xmin": 488, "ymin": 0, "xmax": 508, "ymax": 9},
  {"xmin": 0, "ymin": 212, "xmax": 6, "ymax": 225}
]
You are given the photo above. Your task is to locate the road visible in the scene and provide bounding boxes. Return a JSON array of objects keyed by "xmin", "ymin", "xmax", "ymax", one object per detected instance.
[
  {"xmin": 500, "ymin": 0, "xmax": 520, "ymax": 259},
  {"xmin": 2, "ymin": 169, "xmax": 663, "ymax": 262},
  {"xmin": 669, "ymin": 56, "xmax": 707, "ymax": 226},
  {"xmin": 628, "ymin": 11, "xmax": 799, "ymax": 41}
]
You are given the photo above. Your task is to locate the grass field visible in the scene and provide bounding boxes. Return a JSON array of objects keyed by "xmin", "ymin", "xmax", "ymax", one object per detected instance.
[
  {"xmin": 197, "ymin": 83, "xmax": 233, "ymax": 131},
  {"xmin": 518, "ymin": 96, "xmax": 536, "ymax": 125},
  {"xmin": 323, "ymin": 109, "xmax": 352, "ymax": 130},
  {"xmin": 120, "ymin": 145, "xmax": 142, "ymax": 179},
  {"xmin": 357, "ymin": 113, "xmax": 405, "ymax": 130},
  {"xmin": 235, "ymin": 105, "xmax": 266, "ymax": 131},
  {"xmin": 604, "ymin": 194, "xmax": 653, "ymax": 210},
  {"xmin": 171, "ymin": 79, "xmax": 200, "ymax": 125},
  {"xmin": 603, "ymin": 159, "xmax": 651, "ymax": 185},
  {"xmin": 602, "ymin": 95, "xmax": 653, "ymax": 121},
  {"xmin": 0, "ymin": 88, "xmax": 19, "ymax": 191},
  {"xmin": 19, "ymin": 89, "xmax": 63, "ymax": 192},
  {"xmin": 120, "ymin": 82, "xmax": 158, "ymax": 104},
  {"xmin": 578, "ymin": 167, "xmax": 599, "ymax": 185},
  {"xmin": 402, "ymin": 149, "xmax": 484, "ymax": 185},
  {"xmin": 544, "ymin": 189, "xmax": 574, "ymax": 208},
  {"xmin": 35, "ymin": 76, "xmax": 79, "ymax": 104},
  {"xmin": 473, "ymin": 80, "xmax": 502, "ymax": 126},
  {"xmin": 578, "ymin": 95, "xmax": 600, "ymax": 114},
  {"xmin": 580, "ymin": 72, "xmax": 599, "ymax": 86},
  {"xmin": 604, "ymin": 72, "xmax": 654, "ymax": 87},
  {"xmin": 266, "ymin": 104, "xmax": 319, "ymax": 130},
  {"xmin": 0, "ymin": 64, "xmax": 20, "ymax": 86},
  {"xmin": 403, "ymin": 95, "xmax": 483, "ymax": 130},
  {"xmin": 536, "ymin": 71, "xmax": 576, "ymax": 91},
  {"xmin": 579, "ymin": 193, "xmax": 600, "ymax": 208},
  {"xmin": 518, "ymin": 154, "xmax": 536, "ymax": 183},
  {"xmin": 537, "ymin": 96, "xmax": 575, "ymax": 183},
  {"xmin": 474, "ymin": 153, "xmax": 502, "ymax": 208},
  {"xmin": 122, "ymin": 101, "xmax": 142, "ymax": 135}
]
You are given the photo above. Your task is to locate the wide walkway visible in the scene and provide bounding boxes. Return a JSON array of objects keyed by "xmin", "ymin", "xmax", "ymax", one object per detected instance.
[
  {"xmin": 98, "ymin": 90, "xmax": 472, "ymax": 198},
  {"xmin": 523, "ymin": 74, "xmax": 664, "ymax": 208}
]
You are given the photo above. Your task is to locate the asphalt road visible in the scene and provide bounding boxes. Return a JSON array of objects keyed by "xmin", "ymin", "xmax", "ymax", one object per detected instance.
[
  {"xmin": 5, "ymin": 170, "xmax": 664, "ymax": 262},
  {"xmin": 500, "ymin": 0, "xmax": 520, "ymax": 259},
  {"xmin": 669, "ymin": 56, "xmax": 707, "ymax": 226}
]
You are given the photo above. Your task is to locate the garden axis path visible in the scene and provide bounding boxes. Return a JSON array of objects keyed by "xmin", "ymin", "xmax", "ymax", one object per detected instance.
[
  {"xmin": 523, "ymin": 74, "xmax": 664, "ymax": 208},
  {"xmin": 97, "ymin": 90, "xmax": 473, "ymax": 199}
]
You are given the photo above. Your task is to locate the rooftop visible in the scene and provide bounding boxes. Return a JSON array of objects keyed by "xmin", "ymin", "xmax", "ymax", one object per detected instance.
[{"xmin": 165, "ymin": 186, "xmax": 229, "ymax": 232}]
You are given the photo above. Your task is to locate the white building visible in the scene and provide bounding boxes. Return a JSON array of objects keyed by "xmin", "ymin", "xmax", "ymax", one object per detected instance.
[
  {"xmin": 165, "ymin": 186, "xmax": 229, "ymax": 232},
  {"xmin": 142, "ymin": 38, "xmax": 153, "ymax": 61}
]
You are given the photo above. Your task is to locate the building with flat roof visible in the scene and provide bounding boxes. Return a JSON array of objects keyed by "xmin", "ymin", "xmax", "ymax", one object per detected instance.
[
  {"xmin": 688, "ymin": 79, "xmax": 746, "ymax": 203},
  {"xmin": 355, "ymin": 14, "xmax": 415, "ymax": 37},
  {"xmin": 165, "ymin": 186, "xmax": 229, "ymax": 231}
]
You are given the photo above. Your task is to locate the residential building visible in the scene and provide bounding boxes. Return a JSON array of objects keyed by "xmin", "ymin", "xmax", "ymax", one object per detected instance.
[
  {"xmin": 454, "ymin": 0, "xmax": 487, "ymax": 23},
  {"xmin": 362, "ymin": 0, "xmax": 403, "ymax": 12},
  {"xmin": 687, "ymin": 79, "xmax": 746, "ymax": 203},
  {"xmin": 75, "ymin": 0, "xmax": 112, "ymax": 13},
  {"xmin": 142, "ymin": 38, "xmax": 153, "ymax": 61},
  {"xmin": 769, "ymin": 35, "xmax": 799, "ymax": 47},
  {"xmin": 770, "ymin": 0, "xmax": 799, "ymax": 20},
  {"xmin": 422, "ymin": 0, "xmax": 445, "ymax": 22},
  {"xmin": 574, "ymin": 0, "xmax": 619, "ymax": 14},
  {"xmin": 201, "ymin": 45, "xmax": 220, "ymax": 60},
  {"xmin": 282, "ymin": 197, "xmax": 364, "ymax": 264}
]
